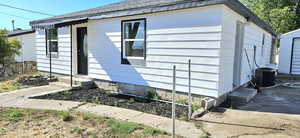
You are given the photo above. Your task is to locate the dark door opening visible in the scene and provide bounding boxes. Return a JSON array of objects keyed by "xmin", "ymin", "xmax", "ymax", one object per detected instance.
[{"xmin": 77, "ymin": 27, "xmax": 88, "ymax": 75}]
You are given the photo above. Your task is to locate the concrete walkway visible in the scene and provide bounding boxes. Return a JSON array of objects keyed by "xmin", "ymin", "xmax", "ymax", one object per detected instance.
[{"xmin": 0, "ymin": 85, "xmax": 204, "ymax": 138}]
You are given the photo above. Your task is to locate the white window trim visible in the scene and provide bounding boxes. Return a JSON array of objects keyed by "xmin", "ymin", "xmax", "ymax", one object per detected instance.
[
  {"xmin": 122, "ymin": 20, "xmax": 145, "ymax": 59},
  {"xmin": 46, "ymin": 29, "xmax": 59, "ymax": 56}
]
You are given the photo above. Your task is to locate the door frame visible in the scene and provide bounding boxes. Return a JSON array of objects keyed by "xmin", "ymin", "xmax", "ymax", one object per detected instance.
[
  {"xmin": 290, "ymin": 37, "xmax": 300, "ymax": 74},
  {"xmin": 72, "ymin": 24, "xmax": 88, "ymax": 75},
  {"xmin": 233, "ymin": 21, "xmax": 245, "ymax": 88}
]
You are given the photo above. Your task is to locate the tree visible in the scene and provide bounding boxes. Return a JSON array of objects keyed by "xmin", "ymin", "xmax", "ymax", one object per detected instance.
[
  {"xmin": 0, "ymin": 29, "xmax": 21, "ymax": 67},
  {"xmin": 240, "ymin": 0, "xmax": 300, "ymax": 35}
]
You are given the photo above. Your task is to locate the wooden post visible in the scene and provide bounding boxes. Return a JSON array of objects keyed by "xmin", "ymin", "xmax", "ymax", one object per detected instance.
[
  {"xmin": 188, "ymin": 59, "xmax": 192, "ymax": 120},
  {"xmin": 172, "ymin": 65, "xmax": 176, "ymax": 138}
]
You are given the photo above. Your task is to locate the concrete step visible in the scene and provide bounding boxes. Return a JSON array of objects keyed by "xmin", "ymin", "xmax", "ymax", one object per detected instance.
[
  {"xmin": 228, "ymin": 88, "xmax": 257, "ymax": 104},
  {"xmin": 56, "ymin": 75, "xmax": 96, "ymax": 89}
]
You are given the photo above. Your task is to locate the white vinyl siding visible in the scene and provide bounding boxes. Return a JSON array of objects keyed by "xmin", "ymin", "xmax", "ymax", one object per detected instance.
[
  {"xmin": 220, "ymin": 6, "xmax": 273, "ymax": 96},
  {"xmin": 88, "ymin": 5, "xmax": 223, "ymax": 97},
  {"xmin": 36, "ymin": 27, "xmax": 71, "ymax": 75},
  {"xmin": 8, "ymin": 33, "xmax": 36, "ymax": 62}
]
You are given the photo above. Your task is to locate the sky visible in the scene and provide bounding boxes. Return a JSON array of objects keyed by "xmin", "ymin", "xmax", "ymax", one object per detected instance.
[{"xmin": 0, "ymin": 0, "xmax": 124, "ymax": 30}]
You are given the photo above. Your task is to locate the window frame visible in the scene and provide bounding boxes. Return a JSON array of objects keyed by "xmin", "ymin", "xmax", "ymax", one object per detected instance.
[
  {"xmin": 45, "ymin": 28, "xmax": 59, "ymax": 57},
  {"xmin": 121, "ymin": 18, "xmax": 146, "ymax": 63}
]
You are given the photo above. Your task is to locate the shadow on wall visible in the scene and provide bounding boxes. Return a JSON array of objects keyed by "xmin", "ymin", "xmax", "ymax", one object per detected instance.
[{"xmin": 88, "ymin": 29, "xmax": 150, "ymax": 96}]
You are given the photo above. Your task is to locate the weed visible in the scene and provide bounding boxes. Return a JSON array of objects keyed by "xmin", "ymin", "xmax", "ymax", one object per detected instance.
[
  {"xmin": 106, "ymin": 119, "xmax": 141, "ymax": 137},
  {"xmin": 176, "ymin": 99, "xmax": 189, "ymax": 105},
  {"xmin": 58, "ymin": 112, "xmax": 73, "ymax": 122},
  {"xmin": 70, "ymin": 127, "xmax": 86, "ymax": 134},
  {"xmin": 0, "ymin": 108, "xmax": 25, "ymax": 121},
  {"xmin": 142, "ymin": 127, "xmax": 168, "ymax": 136},
  {"xmin": 199, "ymin": 136, "xmax": 210, "ymax": 138},
  {"xmin": 146, "ymin": 91, "xmax": 161, "ymax": 100},
  {"xmin": 192, "ymin": 103, "xmax": 201, "ymax": 112}
]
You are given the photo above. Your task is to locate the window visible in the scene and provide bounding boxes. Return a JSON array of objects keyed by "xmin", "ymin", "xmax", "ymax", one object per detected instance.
[
  {"xmin": 46, "ymin": 29, "xmax": 58, "ymax": 57},
  {"xmin": 122, "ymin": 19, "xmax": 146, "ymax": 60}
]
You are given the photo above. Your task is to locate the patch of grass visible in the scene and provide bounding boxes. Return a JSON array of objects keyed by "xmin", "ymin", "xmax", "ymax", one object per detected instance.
[
  {"xmin": 0, "ymin": 80, "xmax": 29, "ymax": 93},
  {"xmin": 192, "ymin": 103, "xmax": 201, "ymax": 112},
  {"xmin": 199, "ymin": 136, "xmax": 210, "ymax": 138},
  {"xmin": 106, "ymin": 119, "xmax": 141, "ymax": 137},
  {"xmin": 58, "ymin": 112, "xmax": 73, "ymax": 122},
  {"xmin": 146, "ymin": 91, "xmax": 162, "ymax": 100},
  {"xmin": 142, "ymin": 127, "xmax": 168, "ymax": 136},
  {"xmin": 0, "ymin": 108, "xmax": 170, "ymax": 137},
  {"xmin": 0, "ymin": 108, "xmax": 26, "ymax": 121},
  {"xmin": 176, "ymin": 99, "xmax": 189, "ymax": 105},
  {"xmin": 70, "ymin": 127, "xmax": 86, "ymax": 134}
]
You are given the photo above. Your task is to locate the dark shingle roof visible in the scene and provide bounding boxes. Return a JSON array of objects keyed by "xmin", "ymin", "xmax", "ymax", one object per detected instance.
[
  {"xmin": 30, "ymin": 0, "xmax": 276, "ymax": 36},
  {"xmin": 7, "ymin": 29, "xmax": 35, "ymax": 37}
]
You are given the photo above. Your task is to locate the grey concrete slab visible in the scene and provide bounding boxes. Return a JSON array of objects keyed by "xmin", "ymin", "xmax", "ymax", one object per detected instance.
[
  {"xmin": 237, "ymin": 85, "xmax": 300, "ymax": 115},
  {"xmin": 228, "ymin": 88, "xmax": 257, "ymax": 103}
]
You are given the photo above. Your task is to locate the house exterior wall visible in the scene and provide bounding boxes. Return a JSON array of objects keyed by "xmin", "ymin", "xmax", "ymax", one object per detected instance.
[
  {"xmin": 35, "ymin": 27, "xmax": 71, "ymax": 75},
  {"xmin": 34, "ymin": 4, "xmax": 274, "ymax": 98},
  {"xmin": 219, "ymin": 6, "xmax": 273, "ymax": 96},
  {"xmin": 8, "ymin": 33, "xmax": 36, "ymax": 62},
  {"xmin": 279, "ymin": 30, "xmax": 300, "ymax": 74},
  {"xmin": 87, "ymin": 5, "xmax": 223, "ymax": 97}
]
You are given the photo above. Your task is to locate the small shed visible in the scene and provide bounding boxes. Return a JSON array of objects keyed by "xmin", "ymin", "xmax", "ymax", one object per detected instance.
[
  {"xmin": 279, "ymin": 29, "xmax": 300, "ymax": 75},
  {"xmin": 7, "ymin": 29, "xmax": 36, "ymax": 62}
]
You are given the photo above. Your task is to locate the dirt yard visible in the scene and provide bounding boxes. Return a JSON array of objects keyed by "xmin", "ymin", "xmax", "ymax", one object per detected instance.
[
  {"xmin": 0, "ymin": 108, "xmax": 170, "ymax": 138},
  {"xmin": 0, "ymin": 72, "xmax": 52, "ymax": 93}
]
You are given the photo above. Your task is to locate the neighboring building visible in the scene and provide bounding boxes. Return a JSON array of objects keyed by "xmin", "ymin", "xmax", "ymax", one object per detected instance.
[
  {"xmin": 29, "ymin": 0, "xmax": 276, "ymax": 100},
  {"xmin": 279, "ymin": 29, "xmax": 300, "ymax": 75},
  {"xmin": 7, "ymin": 29, "xmax": 36, "ymax": 62}
]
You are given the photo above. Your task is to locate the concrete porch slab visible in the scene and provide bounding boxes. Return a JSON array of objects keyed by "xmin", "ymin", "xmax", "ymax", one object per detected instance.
[{"xmin": 228, "ymin": 88, "xmax": 257, "ymax": 104}]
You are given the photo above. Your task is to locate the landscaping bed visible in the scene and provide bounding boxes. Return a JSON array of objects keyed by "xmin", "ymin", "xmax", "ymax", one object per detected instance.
[
  {"xmin": 33, "ymin": 88, "xmax": 190, "ymax": 119},
  {"xmin": 0, "ymin": 72, "xmax": 55, "ymax": 93},
  {"xmin": 0, "ymin": 108, "xmax": 170, "ymax": 138}
]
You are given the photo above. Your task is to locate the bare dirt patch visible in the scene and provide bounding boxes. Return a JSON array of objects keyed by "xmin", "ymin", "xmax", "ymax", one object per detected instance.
[
  {"xmin": 0, "ymin": 72, "xmax": 54, "ymax": 93},
  {"xmin": 0, "ymin": 108, "xmax": 170, "ymax": 138}
]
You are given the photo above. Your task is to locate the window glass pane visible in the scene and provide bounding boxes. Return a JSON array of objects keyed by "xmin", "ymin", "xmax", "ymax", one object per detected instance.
[
  {"xmin": 47, "ymin": 29, "xmax": 58, "ymax": 40},
  {"xmin": 49, "ymin": 41, "xmax": 58, "ymax": 52},
  {"xmin": 124, "ymin": 21, "xmax": 145, "ymax": 39},
  {"xmin": 125, "ymin": 41, "xmax": 144, "ymax": 57}
]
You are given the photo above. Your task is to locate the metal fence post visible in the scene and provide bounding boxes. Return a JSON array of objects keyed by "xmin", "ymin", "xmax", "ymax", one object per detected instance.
[
  {"xmin": 188, "ymin": 59, "xmax": 192, "ymax": 120},
  {"xmin": 172, "ymin": 65, "xmax": 176, "ymax": 138}
]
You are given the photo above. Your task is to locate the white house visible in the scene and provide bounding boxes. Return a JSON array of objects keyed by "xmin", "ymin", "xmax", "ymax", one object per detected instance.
[
  {"xmin": 8, "ymin": 29, "xmax": 36, "ymax": 62},
  {"xmin": 30, "ymin": 0, "xmax": 276, "ymax": 100},
  {"xmin": 279, "ymin": 29, "xmax": 300, "ymax": 75}
]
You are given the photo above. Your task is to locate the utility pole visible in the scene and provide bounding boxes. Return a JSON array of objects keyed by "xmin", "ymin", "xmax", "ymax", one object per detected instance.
[{"xmin": 12, "ymin": 20, "xmax": 15, "ymax": 31}]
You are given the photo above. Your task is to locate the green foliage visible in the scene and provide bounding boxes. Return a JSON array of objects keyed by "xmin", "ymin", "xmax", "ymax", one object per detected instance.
[
  {"xmin": 59, "ymin": 112, "xmax": 73, "ymax": 121},
  {"xmin": 142, "ymin": 127, "xmax": 168, "ymax": 136},
  {"xmin": 240, "ymin": 0, "xmax": 300, "ymax": 34},
  {"xmin": 176, "ymin": 98, "xmax": 188, "ymax": 105},
  {"xmin": 0, "ymin": 108, "xmax": 25, "ymax": 121},
  {"xmin": 0, "ymin": 30, "xmax": 21, "ymax": 65},
  {"xmin": 106, "ymin": 119, "xmax": 141, "ymax": 137},
  {"xmin": 146, "ymin": 91, "xmax": 162, "ymax": 100}
]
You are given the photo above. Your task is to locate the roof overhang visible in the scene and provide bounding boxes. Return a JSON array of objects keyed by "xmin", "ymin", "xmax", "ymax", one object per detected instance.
[
  {"xmin": 29, "ymin": 0, "xmax": 276, "ymax": 36},
  {"xmin": 31, "ymin": 18, "xmax": 88, "ymax": 29}
]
